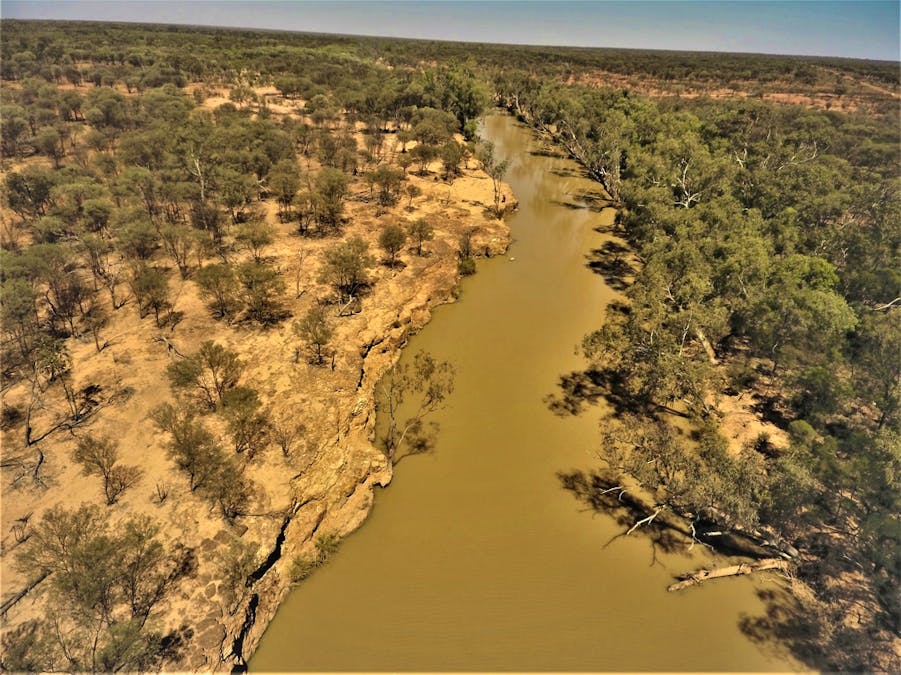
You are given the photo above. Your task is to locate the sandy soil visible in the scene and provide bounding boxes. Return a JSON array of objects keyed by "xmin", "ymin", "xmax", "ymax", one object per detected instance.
[{"xmin": 0, "ymin": 90, "xmax": 514, "ymax": 670}]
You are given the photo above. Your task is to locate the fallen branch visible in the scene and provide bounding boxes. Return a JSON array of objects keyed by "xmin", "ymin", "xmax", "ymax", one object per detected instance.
[
  {"xmin": 336, "ymin": 295, "xmax": 357, "ymax": 317},
  {"xmin": 626, "ymin": 507, "xmax": 662, "ymax": 535},
  {"xmin": 871, "ymin": 297, "xmax": 900, "ymax": 311},
  {"xmin": 154, "ymin": 335, "xmax": 187, "ymax": 358},
  {"xmin": 0, "ymin": 571, "xmax": 49, "ymax": 617},
  {"xmin": 667, "ymin": 558, "xmax": 790, "ymax": 592}
]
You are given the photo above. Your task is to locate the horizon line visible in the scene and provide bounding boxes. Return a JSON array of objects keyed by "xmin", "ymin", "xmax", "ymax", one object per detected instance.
[{"xmin": 3, "ymin": 16, "xmax": 899, "ymax": 65}]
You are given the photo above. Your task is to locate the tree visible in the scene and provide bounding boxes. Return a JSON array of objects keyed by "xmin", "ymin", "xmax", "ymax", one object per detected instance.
[
  {"xmin": 11, "ymin": 505, "xmax": 190, "ymax": 673},
  {"xmin": 851, "ymin": 312, "xmax": 901, "ymax": 429},
  {"xmin": 0, "ymin": 104, "xmax": 29, "ymax": 157},
  {"xmin": 73, "ymin": 434, "xmax": 143, "ymax": 505},
  {"xmin": 234, "ymin": 220, "xmax": 274, "ymax": 263},
  {"xmin": 1, "ymin": 279, "xmax": 39, "ymax": 357},
  {"xmin": 165, "ymin": 340, "xmax": 243, "ymax": 409},
  {"xmin": 216, "ymin": 167, "xmax": 256, "ymax": 224},
  {"xmin": 195, "ymin": 263, "xmax": 240, "ymax": 321},
  {"xmin": 745, "ymin": 255, "xmax": 857, "ymax": 374},
  {"xmin": 406, "ymin": 218, "xmax": 434, "ymax": 256},
  {"xmin": 292, "ymin": 190, "xmax": 318, "ymax": 236},
  {"xmin": 420, "ymin": 64, "xmax": 490, "ymax": 134},
  {"xmin": 82, "ymin": 198, "xmax": 113, "ymax": 233},
  {"xmin": 440, "ymin": 140, "xmax": 465, "ymax": 179},
  {"xmin": 370, "ymin": 165, "xmax": 406, "ymax": 206},
  {"xmin": 405, "ymin": 184, "xmax": 422, "ymax": 208},
  {"xmin": 229, "ymin": 85, "xmax": 257, "ymax": 108},
  {"xmin": 270, "ymin": 414, "xmax": 305, "ymax": 457},
  {"xmin": 320, "ymin": 236, "xmax": 375, "ymax": 302},
  {"xmin": 410, "ymin": 143, "xmax": 438, "ymax": 175},
  {"xmin": 237, "ymin": 261, "xmax": 285, "ymax": 324},
  {"xmin": 18, "ymin": 336, "xmax": 84, "ymax": 445},
  {"xmin": 159, "ymin": 223, "xmax": 204, "ymax": 279},
  {"xmin": 376, "ymin": 351, "xmax": 455, "ymax": 459},
  {"xmin": 477, "ymin": 141, "xmax": 508, "ymax": 217},
  {"xmin": 129, "ymin": 264, "xmax": 171, "ymax": 327},
  {"xmin": 397, "ymin": 153, "xmax": 413, "ymax": 175},
  {"xmin": 84, "ymin": 86, "xmax": 128, "ymax": 128},
  {"xmin": 4, "ymin": 166, "xmax": 55, "ymax": 220},
  {"xmin": 219, "ymin": 387, "xmax": 269, "ymax": 457},
  {"xmin": 293, "ymin": 305, "xmax": 333, "ymax": 365},
  {"xmin": 29, "ymin": 336, "xmax": 87, "ymax": 423},
  {"xmin": 115, "ymin": 216, "xmax": 158, "ymax": 261},
  {"xmin": 203, "ymin": 456, "xmax": 252, "ymax": 523},
  {"xmin": 33, "ymin": 126, "xmax": 65, "ymax": 168},
  {"xmin": 150, "ymin": 403, "xmax": 227, "ymax": 491},
  {"xmin": 216, "ymin": 537, "xmax": 259, "ymax": 616},
  {"xmin": 314, "ymin": 167, "xmax": 350, "ymax": 231},
  {"xmin": 82, "ymin": 296, "xmax": 109, "ymax": 352},
  {"xmin": 269, "ymin": 158, "xmax": 301, "ymax": 217},
  {"xmin": 378, "ymin": 223, "xmax": 407, "ymax": 266}
]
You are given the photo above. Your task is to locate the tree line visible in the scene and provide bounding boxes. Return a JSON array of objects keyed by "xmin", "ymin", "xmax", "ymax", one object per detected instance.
[{"xmin": 497, "ymin": 71, "xmax": 898, "ymax": 669}]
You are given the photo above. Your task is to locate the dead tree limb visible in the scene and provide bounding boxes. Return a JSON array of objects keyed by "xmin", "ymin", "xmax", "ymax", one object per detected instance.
[
  {"xmin": 0, "ymin": 571, "xmax": 49, "ymax": 617},
  {"xmin": 154, "ymin": 336, "xmax": 187, "ymax": 358},
  {"xmin": 667, "ymin": 558, "xmax": 790, "ymax": 592},
  {"xmin": 871, "ymin": 297, "xmax": 900, "ymax": 311},
  {"xmin": 626, "ymin": 507, "xmax": 663, "ymax": 535}
]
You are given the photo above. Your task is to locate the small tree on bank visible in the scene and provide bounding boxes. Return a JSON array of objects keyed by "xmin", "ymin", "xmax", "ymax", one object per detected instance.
[
  {"xmin": 406, "ymin": 218, "xmax": 434, "ymax": 256},
  {"xmin": 477, "ymin": 141, "xmax": 508, "ymax": 217},
  {"xmin": 166, "ymin": 341, "xmax": 243, "ymax": 409},
  {"xmin": 378, "ymin": 223, "xmax": 407, "ymax": 267},
  {"xmin": 320, "ymin": 236, "xmax": 375, "ymax": 303},
  {"xmin": 293, "ymin": 305, "xmax": 334, "ymax": 365},
  {"xmin": 376, "ymin": 350, "xmax": 455, "ymax": 460}
]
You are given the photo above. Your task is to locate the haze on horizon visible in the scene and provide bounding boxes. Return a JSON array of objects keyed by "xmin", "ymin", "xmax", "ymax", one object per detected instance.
[{"xmin": 2, "ymin": 0, "xmax": 899, "ymax": 62}]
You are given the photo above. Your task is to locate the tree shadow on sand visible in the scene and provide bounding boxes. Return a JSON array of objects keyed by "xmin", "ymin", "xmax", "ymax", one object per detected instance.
[{"xmin": 739, "ymin": 556, "xmax": 899, "ymax": 671}]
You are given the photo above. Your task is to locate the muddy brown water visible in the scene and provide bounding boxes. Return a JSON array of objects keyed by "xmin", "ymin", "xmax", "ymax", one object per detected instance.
[{"xmin": 250, "ymin": 114, "xmax": 797, "ymax": 672}]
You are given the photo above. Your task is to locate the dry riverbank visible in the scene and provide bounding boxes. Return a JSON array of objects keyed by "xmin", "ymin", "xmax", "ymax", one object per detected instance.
[{"xmin": 0, "ymin": 90, "xmax": 513, "ymax": 671}]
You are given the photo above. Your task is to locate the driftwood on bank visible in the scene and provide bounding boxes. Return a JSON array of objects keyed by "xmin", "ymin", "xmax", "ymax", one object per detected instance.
[{"xmin": 667, "ymin": 558, "xmax": 790, "ymax": 592}]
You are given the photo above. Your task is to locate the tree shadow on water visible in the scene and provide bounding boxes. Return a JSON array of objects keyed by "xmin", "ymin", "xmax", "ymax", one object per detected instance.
[
  {"xmin": 586, "ymin": 240, "xmax": 634, "ymax": 291},
  {"xmin": 557, "ymin": 468, "xmax": 686, "ymax": 566},
  {"xmin": 392, "ymin": 421, "xmax": 439, "ymax": 466},
  {"xmin": 550, "ymin": 198, "xmax": 592, "ymax": 211},
  {"xmin": 544, "ymin": 367, "xmax": 648, "ymax": 418}
]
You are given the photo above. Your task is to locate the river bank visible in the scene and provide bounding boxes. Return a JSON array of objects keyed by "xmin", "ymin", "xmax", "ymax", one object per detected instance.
[
  {"xmin": 208, "ymin": 161, "xmax": 514, "ymax": 670},
  {"xmin": 0, "ymin": 95, "xmax": 513, "ymax": 670},
  {"xmin": 248, "ymin": 113, "xmax": 796, "ymax": 672}
]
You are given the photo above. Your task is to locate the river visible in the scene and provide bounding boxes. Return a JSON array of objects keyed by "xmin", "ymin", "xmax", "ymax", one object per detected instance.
[{"xmin": 250, "ymin": 114, "xmax": 796, "ymax": 672}]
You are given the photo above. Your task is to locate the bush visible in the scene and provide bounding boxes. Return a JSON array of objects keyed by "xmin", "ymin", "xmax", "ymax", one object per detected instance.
[
  {"xmin": 458, "ymin": 257, "xmax": 476, "ymax": 276},
  {"xmin": 288, "ymin": 532, "xmax": 340, "ymax": 584}
]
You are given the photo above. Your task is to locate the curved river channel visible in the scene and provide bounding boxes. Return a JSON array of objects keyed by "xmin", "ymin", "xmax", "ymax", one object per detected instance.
[{"xmin": 250, "ymin": 114, "xmax": 797, "ymax": 671}]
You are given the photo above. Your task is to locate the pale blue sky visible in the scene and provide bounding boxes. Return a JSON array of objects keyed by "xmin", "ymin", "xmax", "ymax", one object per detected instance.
[{"xmin": 2, "ymin": 1, "xmax": 899, "ymax": 61}]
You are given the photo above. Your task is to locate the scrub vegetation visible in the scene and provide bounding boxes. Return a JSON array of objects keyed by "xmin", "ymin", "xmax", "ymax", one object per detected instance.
[
  {"xmin": 0, "ymin": 19, "xmax": 505, "ymax": 672},
  {"xmin": 0, "ymin": 17, "xmax": 897, "ymax": 672}
]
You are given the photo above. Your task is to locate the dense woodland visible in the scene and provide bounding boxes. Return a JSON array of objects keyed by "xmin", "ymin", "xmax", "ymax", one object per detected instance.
[
  {"xmin": 0, "ymin": 19, "xmax": 898, "ymax": 672},
  {"xmin": 496, "ymin": 62, "xmax": 899, "ymax": 669}
]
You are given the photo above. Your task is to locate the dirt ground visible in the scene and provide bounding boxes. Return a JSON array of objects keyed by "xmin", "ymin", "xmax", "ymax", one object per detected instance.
[{"xmin": 0, "ymin": 86, "xmax": 513, "ymax": 670}]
